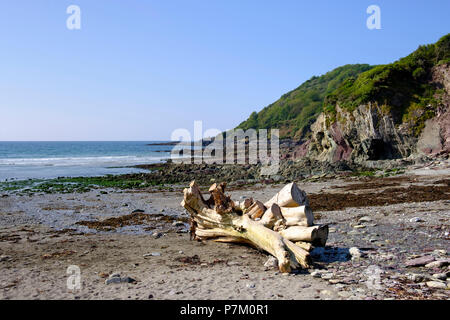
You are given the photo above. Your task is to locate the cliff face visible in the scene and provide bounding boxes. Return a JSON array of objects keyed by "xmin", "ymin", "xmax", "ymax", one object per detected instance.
[{"xmin": 293, "ymin": 63, "xmax": 450, "ymax": 163}]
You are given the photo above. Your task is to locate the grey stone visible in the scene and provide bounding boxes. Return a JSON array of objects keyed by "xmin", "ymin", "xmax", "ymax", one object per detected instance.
[
  {"xmin": 172, "ymin": 221, "xmax": 185, "ymax": 227},
  {"xmin": 409, "ymin": 217, "xmax": 424, "ymax": 223},
  {"xmin": 246, "ymin": 283, "xmax": 256, "ymax": 289},
  {"xmin": 121, "ymin": 277, "xmax": 137, "ymax": 284},
  {"xmin": 0, "ymin": 255, "xmax": 11, "ymax": 262},
  {"xmin": 426, "ymin": 281, "xmax": 447, "ymax": 289},
  {"xmin": 358, "ymin": 216, "xmax": 372, "ymax": 223},
  {"xmin": 425, "ymin": 260, "xmax": 448, "ymax": 268},
  {"xmin": 143, "ymin": 252, "xmax": 161, "ymax": 257},
  {"xmin": 407, "ymin": 273, "xmax": 424, "ymax": 283},
  {"xmin": 349, "ymin": 247, "xmax": 363, "ymax": 258},
  {"xmin": 151, "ymin": 232, "xmax": 162, "ymax": 239}
]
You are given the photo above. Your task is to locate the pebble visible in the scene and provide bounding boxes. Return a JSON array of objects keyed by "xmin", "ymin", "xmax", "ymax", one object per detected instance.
[
  {"xmin": 358, "ymin": 216, "xmax": 372, "ymax": 223},
  {"xmin": 320, "ymin": 290, "xmax": 332, "ymax": 296},
  {"xmin": 404, "ymin": 256, "xmax": 435, "ymax": 267},
  {"xmin": 246, "ymin": 283, "xmax": 256, "ymax": 289},
  {"xmin": 409, "ymin": 217, "xmax": 424, "ymax": 223},
  {"xmin": 433, "ymin": 249, "xmax": 447, "ymax": 256},
  {"xmin": 321, "ymin": 273, "xmax": 334, "ymax": 280},
  {"xmin": 426, "ymin": 281, "xmax": 447, "ymax": 289},
  {"xmin": 338, "ymin": 291, "xmax": 351, "ymax": 298},
  {"xmin": 353, "ymin": 225, "xmax": 366, "ymax": 229},
  {"xmin": 143, "ymin": 252, "xmax": 161, "ymax": 257},
  {"xmin": 425, "ymin": 260, "xmax": 448, "ymax": 268},
  {"xmin": 407, "ymin": 274, "xmax": 424, "ymax": 283},
  {"xmin": 172, "ymin": 221, "xmax": 185, "ymax": 227},
  {"xmin": 310, "ymin": 271, "xmax": 322, "ymax": 278},
  {"xmin": 432, "ymin": 273, "xmax": 447, "ymax": 281},
  {"xmin": 105, "ymin": 277, "xmax": 122, "ymax": 285},
  {"xmin": 0, "ymin": 255, "xmax": 11, "ymax": 262},
  {"xmin": 349, "ymin": 247, "xmax": 363, "ymax": 258},
  {"xmin": 178, "ymin": 250, "xmax": 184, "ymax": 254},
  {"xmin": 264, "ymin": 256, "xmax": 278, "ymax": 268}
]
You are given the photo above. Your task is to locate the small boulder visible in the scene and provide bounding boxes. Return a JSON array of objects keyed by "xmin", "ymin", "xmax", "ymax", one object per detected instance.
[{"xmin": 404, "ymin": 256, "xmax": 435, "ymax": 267}]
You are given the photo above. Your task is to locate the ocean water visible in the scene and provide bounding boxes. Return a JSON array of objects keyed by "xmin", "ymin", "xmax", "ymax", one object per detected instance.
[{"xmin": 0, "ymin": 141, "xmax": 175, "ymax": 181}]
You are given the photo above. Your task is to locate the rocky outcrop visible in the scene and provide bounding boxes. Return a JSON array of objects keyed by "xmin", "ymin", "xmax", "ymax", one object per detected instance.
[
  {"xmin": 417, "ymin": 63, "xmax": 450, "ymax": 156},
  {"xmin": 291, "ymin": 63, "xmax": 450, "ymax": 164}
]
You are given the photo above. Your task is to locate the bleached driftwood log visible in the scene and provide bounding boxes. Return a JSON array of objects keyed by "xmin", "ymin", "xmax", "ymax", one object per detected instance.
[
  {"xmin": 181, "ymin": 181, "xmax": 328, "ymax": 273},
  {"xmin": 181, "ymin": 181, "xmax": 311, "ymax": 273}
]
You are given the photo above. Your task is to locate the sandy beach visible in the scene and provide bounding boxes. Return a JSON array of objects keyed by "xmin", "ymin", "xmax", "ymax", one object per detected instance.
[{"xmin": 0, "ymin": 161, "xmax": 449, "ymax": 300}]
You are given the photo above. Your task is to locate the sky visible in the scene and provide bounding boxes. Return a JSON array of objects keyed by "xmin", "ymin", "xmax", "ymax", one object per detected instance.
[{"xmin": 0, "ymin": 0, "xmax": 449, "ymax": 141}]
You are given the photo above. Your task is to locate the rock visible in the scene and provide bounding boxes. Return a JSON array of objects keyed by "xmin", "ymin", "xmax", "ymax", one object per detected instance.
[
  {"xmin": 172, "ymin": 221, "xmax": 185, "ymax": 227},
  {"xmin": 264, "ymin": 256, "xmax": 278, "ymax": 268},
  {"xmin": 404, "ymin": 256, "xmax": 435, "ymax": 267},
  {"xmin": 407, "ymin": 274, "xmax": 424, "ymax": 283},
  {"xmin": 358, "ymin": 216, "xmax": 372, "ymax": 223},
  {"xmin": 338, "ymin": 291, "xmax": 351, "ymax": 298},
  {"xmin": 310, "ymin": 271, "xmax": 322, "ymax": 278},
  {"xmin": 105, "ymin": 277, "xmax": 122, "ymax": 285},
  {"xmin": 131, "ymin": 209, "xmax": 145, "ymax": 213},
  {"xmin": 320, "ymin": 290, "xmax": 332, "ymax": 296},
  {"xmin": 227, "ymin": 261, "xmax": 240, "ymax": 266},
  {"xmin": 109, "ymin": 273, "xmax": 121, "ymax": 279},
  {"xmin": 425, "ymin": 260, "xmax": 449, "ymax": 268},
  {"xmin": 0, "ymin": 255, "xmax": 11, "ymax": 262},
  {"xmin": 432, "ymin": 273, "xmax": 447, "ymax": 281},
  {"xmin": 329, "ymin": 279, "xmax": 342, "ymax": 284},
  {"xmin": 121, "ymin": 277, "xmax": 137, "ymax": 284},
  {"xmin": 321, "ymin": 273, "xmax": 334, "ymax": 280},
  {"xmin": 143, "ymin": 252, "xmax": 161, "ymax": 257},
  {"xmin": 349, "ymin": 247, "xmax": 363, "ymax": 258},
  {"xmin": 433, "ymin": 249, "xmax": 447, "ymax": 256},
  {"xmin": 426, "ymin": 281, "xmax": 447, "ymax": 289},
  {"xmin": 178, "ymin": 250, "xmax": 184, "ymax": 254},
  {"xmin": 246, "ymin": 283, "xmax": 256, "ymax": 289},
  {"xmin": 353, "ymin": 225, "xmax": 366, "ymax": 229},
  {"xmin": 152, "ymin": 232, "xmax": 163, "ymax": 239},
  {"xmin": 409, "ymin": 217, "xmax": 424, "ymax": 223}
]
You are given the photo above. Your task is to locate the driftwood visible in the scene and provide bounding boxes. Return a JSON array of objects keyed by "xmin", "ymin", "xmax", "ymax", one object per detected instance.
[{"xmin": 181, "ymin": 181, "xmax": 328, "ymax": 273}]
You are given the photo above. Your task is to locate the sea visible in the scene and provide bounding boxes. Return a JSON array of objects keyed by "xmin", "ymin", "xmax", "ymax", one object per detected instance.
[{"xmin": 0, "ymin": 141, "xmax": 177, "ymax": 181}]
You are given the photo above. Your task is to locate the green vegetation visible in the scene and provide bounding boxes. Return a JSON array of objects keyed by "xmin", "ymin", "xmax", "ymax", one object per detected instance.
[
  {"xmin": 237, "ymin": 33, "xmax": 449, "ymax": 139},
  {"xmin": 324, "ymin": 34, "xmax": 450, "ymax": 135},
  {"xmin": 237, "ymin": 64, "xmax": 374, "ymax": 139}
]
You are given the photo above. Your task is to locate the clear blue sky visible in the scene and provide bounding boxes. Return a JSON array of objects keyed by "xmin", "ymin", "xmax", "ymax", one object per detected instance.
[{"xmin": 1, "ymin": 0, "xmax": 449, "ymax": 141}]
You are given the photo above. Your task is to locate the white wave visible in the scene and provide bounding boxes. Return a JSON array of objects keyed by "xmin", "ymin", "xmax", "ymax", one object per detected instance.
[{"xmin": 0, "ymin": 155, "xmax": 172, "ymax": 167}]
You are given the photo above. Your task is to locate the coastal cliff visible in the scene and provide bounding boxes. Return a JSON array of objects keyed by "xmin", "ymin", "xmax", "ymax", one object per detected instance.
[{"xmin": 239, "ymin": 34, "xmax": 450, "ymax": 165}]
